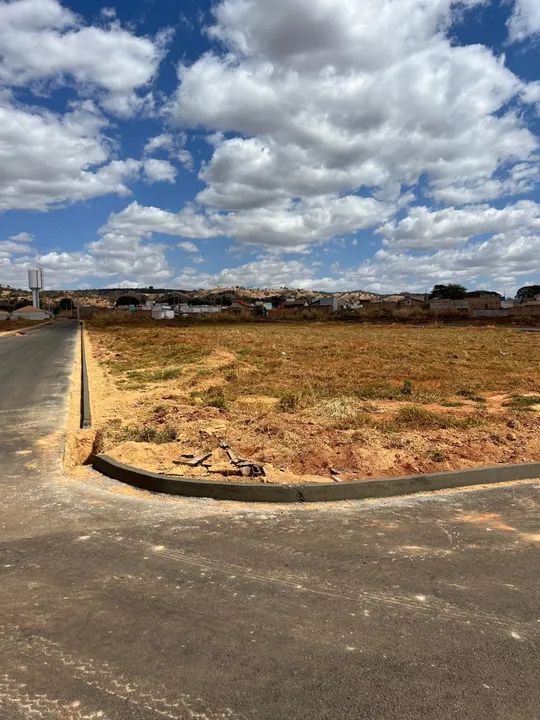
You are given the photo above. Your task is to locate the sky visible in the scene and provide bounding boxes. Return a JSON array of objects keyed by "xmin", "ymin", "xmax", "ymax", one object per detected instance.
[{"xmin": 0, "ymin": 0, "xmax": 540, "ymax": 294}]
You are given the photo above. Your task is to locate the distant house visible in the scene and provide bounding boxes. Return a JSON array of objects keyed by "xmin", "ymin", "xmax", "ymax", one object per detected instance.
[
  {"xmin": 374, "ymin": 294, "xmax": 426, "ymax": 308},
  {"xmin": 0, "ymin": 310, "xmax": 10, "ymax": 320},
  {"xmin": 401, "ymin": 294, "xmax": 428, "ymax": 307},
  {"xmin": 224, "ymin": 300, "xmax": 255, "ymax": 316},
  {"xmin": 283, "ymin": 297, "xmax": 309, "ymax": 309},
  {"xmin": 11, "ymin": 305, "xmax": 50, "ymax": 321},
  {"xmin": 309, "ymin": 297, "xmax": 340, "ymax": 313}
]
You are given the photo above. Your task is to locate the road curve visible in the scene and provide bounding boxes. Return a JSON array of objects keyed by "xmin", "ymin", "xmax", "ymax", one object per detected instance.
[{"xmin": 0, "ymin": 321, "xmax": 539, "ymax": 720}]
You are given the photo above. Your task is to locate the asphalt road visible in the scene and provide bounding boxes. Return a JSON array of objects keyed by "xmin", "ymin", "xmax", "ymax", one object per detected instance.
[{"xmin": 1, "ymin": 321, "xmax": 539, "ymax": 720}]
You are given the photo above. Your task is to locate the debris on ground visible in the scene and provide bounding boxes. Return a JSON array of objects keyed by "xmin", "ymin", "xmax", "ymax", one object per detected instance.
[{"xmin": 173, "ymin": 451, "xmax": 212, "ymax": 467}]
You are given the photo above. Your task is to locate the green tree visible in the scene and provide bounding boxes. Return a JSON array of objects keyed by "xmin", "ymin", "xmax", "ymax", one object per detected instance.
[
  {"xmin": 430, "ymin": 284, "xmax": 467, "ymax": 300},
  {"xmin": 516, "ymin": 285, "xmax": 540, "ymax": 300}
]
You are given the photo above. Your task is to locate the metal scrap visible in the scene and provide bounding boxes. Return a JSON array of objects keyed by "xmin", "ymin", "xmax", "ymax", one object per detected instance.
[
  {"xmin": 219, "ymin": 439, "xmax": 265, "ymax": 478},
  {"xmin": 173, "ymin": 451, "xmax": 212, "ymax": 467}
]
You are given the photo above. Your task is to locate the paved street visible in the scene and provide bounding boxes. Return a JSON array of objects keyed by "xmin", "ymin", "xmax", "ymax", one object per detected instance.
[{"xmin": 0, "ymin": 322, "xmax": 539, "ymax": 719}]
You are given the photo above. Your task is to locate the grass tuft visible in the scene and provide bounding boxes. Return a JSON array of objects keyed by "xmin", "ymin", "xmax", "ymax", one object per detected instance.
[
  {"xmin": 457, "ymin": 389, "xmax": 486, "ymax": 403},
  {"xmin": 115, "ymin": 425, "xmax": 177, "ymax": 444},
  {"xmin": 503, "ymin": 394, "xmax": 540, "ymax": 410}
]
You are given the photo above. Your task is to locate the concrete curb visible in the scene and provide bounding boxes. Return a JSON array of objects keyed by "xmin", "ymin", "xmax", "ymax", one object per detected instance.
[
  {"xmin": 80, "ymin": 322, "xmax": 92, "ymax": 429},
  {"xmin": 91, "ymin": 454, "xmax": 540, "ymax": 503}
]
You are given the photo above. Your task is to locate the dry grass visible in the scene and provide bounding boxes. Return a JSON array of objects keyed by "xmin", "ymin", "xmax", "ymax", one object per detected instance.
[
  {"xmin": 90, "ymin": 320, "xmax": 540, "ymax": 397},
  {"xmin": 87, "ymin": 320, "xmax": 540, "ymax": 481},
  {"xmin": 0, "ymin": 319, "xmax": 46, "ymax": 334}
]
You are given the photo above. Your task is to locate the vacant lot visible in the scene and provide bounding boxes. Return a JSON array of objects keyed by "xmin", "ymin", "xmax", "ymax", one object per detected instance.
[{"xmin": 85, "ymin": 321, "xmax": 540, "ymax": 483}]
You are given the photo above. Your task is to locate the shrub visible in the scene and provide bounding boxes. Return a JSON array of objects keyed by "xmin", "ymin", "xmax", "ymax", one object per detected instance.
[
  {"xmin": 199, "ymin": 388, "xmax": 227, "ymax": 410},
  {"xmin": 400, "ymin": 379, "xmax": 414, "ymax": 396},
  {"xmin": 279, "ymin": 391, "xmax": 301, "ymax": 412},
  {"xmin": 429, "ymin": 449, "xmax": 447, "ymax": 462}
]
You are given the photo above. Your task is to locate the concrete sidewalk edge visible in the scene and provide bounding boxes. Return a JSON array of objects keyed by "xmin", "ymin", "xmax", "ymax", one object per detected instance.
[{"xmin": 91, "ymin": 454, "xmax": 540, "ymax": 503}]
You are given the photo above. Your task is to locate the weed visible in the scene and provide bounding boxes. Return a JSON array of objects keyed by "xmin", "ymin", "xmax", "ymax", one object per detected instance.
[
  {"xmin": 391, "ymin": 405, "xmax": 482, "ymax": 430},
  {"xmin": 429, "ymin": 449, "xmax": 447, "ymax": 462},
  {"xmin": 503, "ymin": 394, "xmax": 540, "ymax": 410},
  {"xmin": 198, "ymin": 389, "xmax": 227, "ymax": 410},
  {"xmin": 400, "ymin": 379, "xmax": 414, "ymax": 396},
  {"xmin": 457, "ymin": 389, "xmax": 486, "ymax": 403},
  {"xmin": 116, "ymin": 425, "xmax": 177, "ymax": 443},
  {"xmin": 279, "ymin": 391, "xmax": 302, "ymax": 412},
  {"xmin": 354, "ymin": 384, "xmax": 395, "ymax": 401}
]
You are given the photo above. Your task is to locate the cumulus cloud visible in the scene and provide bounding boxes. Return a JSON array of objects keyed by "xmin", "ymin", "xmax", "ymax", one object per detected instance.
[
  {"xmin": 169, "ymin": 0, "xmax": 537, "ymax": 229},
  {"xmin": 2, "ymin": 0, "xmax": 539, "ymax": 292},
  {"xmin": 508, "ymin": 0, "xmax": 540, "ymax": 42},
  {"xmin": 144, "ymin": 133, "xmax": 175, "ymax": 155},
  {"xmin": 178, "ymin": 240, "xmax": 199, "ymax": 253},
  {"xmin": 0, "ymin": 230, "xmax": 34, "ymax": 256},
  {"xmin": 142, "ymin": 158, "xmax": 177, "ymax": 184},
  {"xmin": 144, "ymin": 132, "xmax": 194, "ymax": 171},
  {"xmin": 169, "ymin": 230, "xmax": 540, "ymax": 294},
  {"xmin": 0, "ymin": 0, "xmax": 168, "ymax": 116},
  {"xmin": 0, "ymin": 94, "xmax": 142, "ymax": 211},
  {"xmin": 100, "ymin": 194, "xmax": 394, "ymax": 249},
  {"xmin": 380, "ymin": 201, "xmax": 540, "ymax": 249}
]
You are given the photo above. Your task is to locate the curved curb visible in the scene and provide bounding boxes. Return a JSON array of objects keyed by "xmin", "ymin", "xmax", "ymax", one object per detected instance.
[{"xmin": 92, "ymin": 454, "xmax": 540, "ymax": 503}]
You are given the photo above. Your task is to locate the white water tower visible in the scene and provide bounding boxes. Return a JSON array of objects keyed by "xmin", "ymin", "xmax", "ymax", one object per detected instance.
[{"xmin": 28, "ymin": 268, "xmax": 43, "ymax": 309}]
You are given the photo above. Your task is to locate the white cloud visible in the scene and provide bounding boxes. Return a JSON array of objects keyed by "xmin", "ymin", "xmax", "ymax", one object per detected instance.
[
  {"xmin": 0, "ymin": 240, "xmax": 32, "ymax": 257},
  {"xmin": 144, "ymin": 133, "xmax": 174, "ymax": 155},
  {"xmin": 0, "ymin": 94, "xmax": 141, "ymax": 211},
  {"xmin": 101, "ymin": 201, "xmax": 217, "ymax": 240},
  {"xmin": 168, "ymin": 0, "xmax": 536, "ymax": 231},
  {"xmin": 178, "ymin": 240, "xmax": 199, "ymax": 253},
  {"xmin": 0, "ymin": 0, "xmax": 168, "ymax": 117},
  {"xmin": 174, "ymin": 257, "xmax": 328, "ymax": 290},
  {"xmin": 101, "ymin": 194, "xmax": 394, "ymax": 249},
  {"xmin": 380, "ymin": 201, "xmax": 540, "ymax": 249},
  {"xmin": 170, "ymin": 231, "xmax": 540, "ymax": 295},
  {"xmin": 8, "ymin": 231, "xmax": 33, "ymax": 243},
  {"xmin": 508, "ymin": 0, "xmax": 540, "ymax": 42},
  {"xmin": 144, "ymin": 132, "xmax": 194, "ymax": 171},
  {"xmin": 143, "ymin": 158, "xmax": 177, "ymax": 184}
]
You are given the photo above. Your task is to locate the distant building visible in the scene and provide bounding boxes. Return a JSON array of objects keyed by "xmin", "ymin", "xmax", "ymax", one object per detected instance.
[
  {"xmin": 309, "ymin": 297, "xmax": 340, "ymax": 312},
  {"xmin": 374, "ymin": 294, "xmax": 426, "ymax": 308},
  {"xmin": 177, "ymin": 303, "xmax": 223, "ymax": 315},
  {"xmin": 522, "ymin": 294, "xmax": 540, "ymax": 306},
  {"xmin": 11, "ymin": 305, "xmax": 50, "ymax": 321},
  {"xmin": 151, "ymin": 304, "xmax": 175, "ymax": 320},
  {"xmin": 224, "ymin": 300, "xmax": 255, "ymax": 316},
  {"xmin": 430, "ymin": 295, "xmax": 501, "ymax": 312},
  {"xmin": 0, "ymin": 310, "xmax": 10, "ymax": 320}
]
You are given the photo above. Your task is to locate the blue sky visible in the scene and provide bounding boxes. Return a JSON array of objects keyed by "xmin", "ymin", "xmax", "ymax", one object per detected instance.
[{"xmin": 0, "ymin": 0, "xmax": 539, "ymax": 293}]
